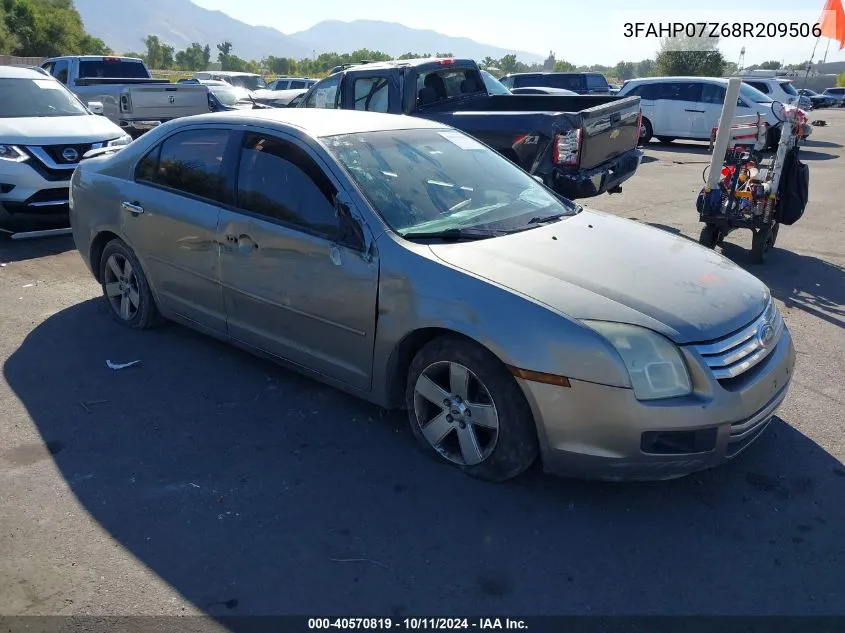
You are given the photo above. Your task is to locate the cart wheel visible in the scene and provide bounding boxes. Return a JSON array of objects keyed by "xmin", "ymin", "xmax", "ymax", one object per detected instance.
[
  {"xmin": 699, "ymin": 224, "xmax": 720, "ymax": 249},
  {"xmin": 751, "ymin": 226, "xmax": 776, "ymax": 264},
  {"xmin": 770, "ymin": 222, "xmax": 780, "ymax": 247}
]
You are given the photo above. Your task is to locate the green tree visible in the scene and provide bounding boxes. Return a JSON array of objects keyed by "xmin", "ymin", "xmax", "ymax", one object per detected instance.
[
  {"xmin": 2, "ymin": 0, "xmax": 108, "ymax": 56},
  {"xmin": 614, "ymin": 61, "xmax": 635, "ymax": 80},
  {"xmin": 759, "ymin": 60, "xmax": 781, "ymax": 70},
  {"xmin": 553, "ymin": 60, "xmax": 576, "ymax": 72},
  {"xmin": 634, "ymin": 59, "xmax": 654, "ymax": 77},
  {"xmin": 654, "ymin": 34, "xmax": 725, "ymax": 77},
  {"xmin": 838, "ymin": 71, "xmax": 845, "ymax": 87},
  {"xmin": 202, "ymin": 44, "xmax": 211, "ymax": 69},
  {"xmin": 174, "ymin": 42, "xmax": 205, "ymax": 70}
]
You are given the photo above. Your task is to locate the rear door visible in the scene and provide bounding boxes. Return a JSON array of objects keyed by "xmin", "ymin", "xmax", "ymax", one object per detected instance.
[
  {"xmin": 119, "ymin": 126, "xmax": 237, "ymax": 333},
  {"xmin": 547, "ymin": 74, "xmax": 585, "ymax": 93},
  {"xmin": 218, "ymin": 129, "xmax": 379, "ymax": 390},
  {"xmin": 652, "ymin": 81, "xmax": 701, "ymax": 137}
]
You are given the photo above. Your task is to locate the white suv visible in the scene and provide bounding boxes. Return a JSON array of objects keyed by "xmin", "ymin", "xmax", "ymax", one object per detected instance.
[
  {"xmin": 617, "ymin": 77, "xmax": 781, "ymax": 147},
  {"xmin": 0, "ymin": 66, "xmax": 131, "ymax": 230},
  {"xmin": 740, "ymin": 77, "xmax": 810, "ymax": 109}
]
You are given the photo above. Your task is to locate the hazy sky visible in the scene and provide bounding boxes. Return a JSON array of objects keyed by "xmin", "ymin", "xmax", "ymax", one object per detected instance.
[{"xmin": 192, "ymin": 0, "xmax": 845, "ymax": 66}]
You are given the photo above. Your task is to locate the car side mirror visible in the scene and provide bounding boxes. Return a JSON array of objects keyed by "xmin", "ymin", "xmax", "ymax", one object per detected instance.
[
  {"xmin": 88, "ymin": 101, "xmax": 105, "ymax": 115},
  {"xmin": 334, "ymin": 194, "xmax": 373, "ymax": 256}
]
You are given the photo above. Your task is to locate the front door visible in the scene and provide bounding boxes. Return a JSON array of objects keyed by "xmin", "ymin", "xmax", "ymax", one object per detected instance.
[
  {"xmin": 120, "ymin": 127, "xmax": 235, "ymax": 333},
  {"xmin": 218, "ymin": 130, "xmax": 379, "ymax": 391}
]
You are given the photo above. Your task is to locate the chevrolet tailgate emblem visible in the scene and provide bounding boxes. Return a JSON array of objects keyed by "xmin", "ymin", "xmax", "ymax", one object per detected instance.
[{"xmin": 610, "ymin": 129, "xmax": 620, "ymax": 139}]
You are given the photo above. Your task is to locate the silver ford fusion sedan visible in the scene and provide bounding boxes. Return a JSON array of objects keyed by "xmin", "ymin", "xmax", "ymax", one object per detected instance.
[{"xmin": 69, "ymin": 109, "xmax": 795, "ymax": 482}]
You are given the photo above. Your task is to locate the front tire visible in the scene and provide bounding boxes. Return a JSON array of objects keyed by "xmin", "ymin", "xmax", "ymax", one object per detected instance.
[
  {"xmin": 405, "ymin": 335, "xmax": 539, "ymax": 482},
  {"xmin": 99, "ymin": 239, "xmax": 163, "ymax": 329},
  {"xmin": 750, "ymin": 225, "xmax": 776, "ymax": 264},
  {"xmin": 699, "ymin": 223, "xmax": 721, "ymax": 249}
]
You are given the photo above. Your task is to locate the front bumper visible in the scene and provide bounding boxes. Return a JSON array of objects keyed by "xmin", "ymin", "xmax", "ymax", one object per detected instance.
[
  {"xmin": 518, "ymin": 327, "xmax": 796, "ymax": 481},
  {"xmin": 0, "ymin": 160, "xmax": 71, "ymax": 230},
  {"xmin": 553, "ymin": 148, "xmax": 643, "ymax": 199}
]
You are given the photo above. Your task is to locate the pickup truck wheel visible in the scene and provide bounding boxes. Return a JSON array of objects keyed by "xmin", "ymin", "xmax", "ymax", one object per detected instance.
[
  {"xmin": 99, "ymin": 239, "xmax": 164, "ymax": 329},
  {"xmin": 405, "ymin": 335, "xmax": 539, "ymax": 482},
  {"xmin": 656, "ymin": 136, "xmax": 675, "ymax": 144},
  {"xmin": 639, "ymin": 118, "xmax": 653, "ymax": 144},
  {"xmin": 750, "ymin": 226, "xmax": 776, "ymax": 264}
]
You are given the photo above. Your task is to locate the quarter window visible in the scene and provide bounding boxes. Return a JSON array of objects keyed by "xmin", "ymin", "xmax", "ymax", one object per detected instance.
[
  {"xmin": 304, "ymin": 75, "xmax": 340, "ymax": 109},
  {"xmin": 700, "ymin": 84, "xmax": 726, "ymax": 104},
  {"xmin": 136, "ymin": 129, "xmax": 230, "ymax": 203},
  {"xmin": 353, "ymin": 77, "xmax": 390, "ymax": 112},
  {"xmin": 236, "ymin": 133, "xmax": 339, "ymax": 238}
]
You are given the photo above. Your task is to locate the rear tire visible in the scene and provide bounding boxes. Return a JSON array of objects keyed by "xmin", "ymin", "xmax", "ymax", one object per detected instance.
[
  {"xmin": 639, "ymin": 117, "xmax": 653, "ymax": 145},
  {"xmin": 405, "ymin": 335, "xmax": 539, "ymax": 482},
  {"xmin": 656, "ymin": 136, "xmax": 675, "ymax": 144},
  {"xmin": 99, "ymin": 239, "xmax": 164, "ymax": 329}
]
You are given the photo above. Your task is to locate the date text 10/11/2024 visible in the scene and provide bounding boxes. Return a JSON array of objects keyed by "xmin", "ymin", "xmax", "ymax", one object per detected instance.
[{"xmin": 307, "ymin": 618, "xmax": 528, "ymax": 630}]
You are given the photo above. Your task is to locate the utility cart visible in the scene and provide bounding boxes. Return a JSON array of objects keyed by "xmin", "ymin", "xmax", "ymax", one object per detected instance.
[{"xmin": 696, "ymin": 94, "xmax": 810, "ymax": 264}]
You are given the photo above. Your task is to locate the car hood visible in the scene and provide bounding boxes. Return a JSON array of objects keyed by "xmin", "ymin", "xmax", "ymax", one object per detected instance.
[
  {"xmin": 427, "ymin": 210, "xmax": 769, "ymax": 344},
  {"xmin": 0, "ymin": 115, "xmax": 124, "ymax": 145}
]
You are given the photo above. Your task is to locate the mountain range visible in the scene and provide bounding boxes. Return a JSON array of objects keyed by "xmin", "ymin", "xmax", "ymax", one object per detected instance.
[{"xmin": 73, "ymin": 0, "xmax": 544, "ymax": 63}]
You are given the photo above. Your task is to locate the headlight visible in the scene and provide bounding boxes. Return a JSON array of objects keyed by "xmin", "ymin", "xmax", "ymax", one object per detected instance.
[
  {"xmin": 0, "ymin": 145, "xmax": 28, "ymax": 162},
  {"xmin": 583, "ymin": 321, "xmax": 692, "ymax": 401},
  {"xmin": 107, "ymin": 134, "xmax": 133, "ymax": 148}
]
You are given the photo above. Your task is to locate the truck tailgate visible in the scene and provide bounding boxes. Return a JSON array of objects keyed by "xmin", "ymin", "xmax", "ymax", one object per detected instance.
[
  {"xmin": 577, "ymin": 96, "xmax": 640, "ymax": 171},
  {"xmin": 126, "ymin": 84, "xmax": 208, "ymax": 119}
]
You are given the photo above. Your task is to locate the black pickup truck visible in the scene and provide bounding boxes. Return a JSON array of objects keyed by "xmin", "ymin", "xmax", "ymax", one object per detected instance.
[{"xmin": 296, "ymin": 58, "xmax": 643, "ymax": 199}]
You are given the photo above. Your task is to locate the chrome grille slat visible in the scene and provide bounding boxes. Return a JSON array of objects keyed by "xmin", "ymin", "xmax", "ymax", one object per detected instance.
[{"xmin": 690, "ymin": 298, "xmax": 784, "ymax": 381}]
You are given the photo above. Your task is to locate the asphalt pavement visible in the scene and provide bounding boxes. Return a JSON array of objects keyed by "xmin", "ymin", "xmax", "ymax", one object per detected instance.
[{"xmin": 1, "ymin": 111, "xmax": 843, "ymax": 621}]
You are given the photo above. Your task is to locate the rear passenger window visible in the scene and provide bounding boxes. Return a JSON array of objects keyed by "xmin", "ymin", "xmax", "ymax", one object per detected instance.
[
  {"xmin": 548, "ymin": 75, "xmax": 583, "ymax": 91},
  {"xmin": 353, "ymin": 77, "xmax": 390, "ymax": 112},
  {"xmin": 139, "ymin": 129, "xmax": 231, "ymax": 202},
  {"xmin": 747, "ymin": 81, "xmax": 769, "ymax": 94},
  {"xmin": 700, "ymin": 84, "xmax": 726, "ymax": 104}
]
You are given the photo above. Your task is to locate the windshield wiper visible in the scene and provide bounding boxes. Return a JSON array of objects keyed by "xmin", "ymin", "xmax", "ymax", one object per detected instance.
[
  {"xmin": 526, "ymin": 213, "xmax": 568, "ymax": 225},
  {"xmin": 400, "ymin": 227, "xmax": 503, "ymax": 241}
]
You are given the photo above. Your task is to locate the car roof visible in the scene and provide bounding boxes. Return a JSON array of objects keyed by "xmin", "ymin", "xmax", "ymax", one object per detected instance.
[
  {"xmin": 0, "ymin": 65, "xmax": 54, "ymax": 79},
  {"xmin": 625, "ymin": 76, "xmax": 729, "ymax": 84},
  {"xmin": 199, "ymin": 71, "xmax": 259, "ymax": 77},
  {"xmin": 179, "ymin": 108, "xmax": 449, "ymax": 137}
]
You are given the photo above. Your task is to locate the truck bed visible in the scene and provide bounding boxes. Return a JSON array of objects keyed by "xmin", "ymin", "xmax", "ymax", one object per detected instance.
[{"xmin": 418, "ymin": 95, "xmax": 641, "ymax": 172}]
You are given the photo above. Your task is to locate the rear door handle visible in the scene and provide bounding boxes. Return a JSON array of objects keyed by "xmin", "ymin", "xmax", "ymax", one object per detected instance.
[
  {"xmin": 121, "ymin": 201, "xmax": 144, "ymax": 215},
  {"xmin": 685, "ymin": 109, "xmax": 705, "ymax": 113}
]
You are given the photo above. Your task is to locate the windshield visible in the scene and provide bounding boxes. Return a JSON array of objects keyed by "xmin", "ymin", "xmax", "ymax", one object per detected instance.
[
  {"xmin": 323, "ymin": 128, "xmax": 579, "ymax": 236},
  {"xmin": 481, "ymin": 70, "xmax": 511, "ymax": 95},
  {"xmin": 209, "ymin": 87, "xmax": 243, "ymax": 106},
  {"xmin": 79, "ymin": 59, "xmax": 149, "ymax": 79},
  {"xmin": 740, "ymin": 83, "xmax": 773, "ymax": 104},
  {"xmin": 779, "ymin": 81, "xmax": 798, "ymax": 96},
  {"xmin": 0, "ymin": 78, "xmax": 88, "ymax": 118},
  {"xmin": 229, "ymin": 75, "xmax": 267, "ymax": 90}
]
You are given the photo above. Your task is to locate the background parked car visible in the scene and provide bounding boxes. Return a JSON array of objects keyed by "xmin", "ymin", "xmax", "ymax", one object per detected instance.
[
  {"xmin": 499, "ymin": 72, "xmax": 612, "ymax": 94},
  {"xmin": 821, "ymin": 87, "xmax": 845, "ymax": 106},
  {"xmin": 267, "ymin": 77, "xmax": 318, "ymax": 91},
  {"xmin": 738, "ymin": 76, "xmax": 808, "ymax": 109},
  {"xmin": 798, "ymin": 88, "xmax": 834, "ymax": 109},
  {"xmin": 0, "ymin": 65, "xmax": 131, "ymax": 231},
  {"xmin": 617, "ymin": 76, "xmax": 782, "ymax": 147}
]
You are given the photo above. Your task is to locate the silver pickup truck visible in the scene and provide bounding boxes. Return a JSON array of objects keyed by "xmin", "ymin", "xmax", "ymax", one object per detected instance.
[{"xmin": 40, "ymin": 56, "xmax": 209, "ymax": 137}]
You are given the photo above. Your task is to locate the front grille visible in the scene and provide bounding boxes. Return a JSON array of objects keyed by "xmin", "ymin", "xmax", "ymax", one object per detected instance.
[
  {"xmin": 42, "ymin": 143, "xmax": 96, "ymax": 165},
  {"xmin": 691, "ymin": 298, "xmax": 784, "ymax": 382}
]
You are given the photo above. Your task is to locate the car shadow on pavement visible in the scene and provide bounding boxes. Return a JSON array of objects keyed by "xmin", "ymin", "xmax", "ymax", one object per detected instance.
[
  {"xmin": 5, "ymin": 298, "xmax": 845, "ymax": 618},
  {"xmin": 722, "ymin": 243, "xmax": 845, "ymax": 329},
  {"xmin": 795, "ymin": 150, "xmax": 838, "ymax": 161},
  {"xmin": 803, "ymin": 139, "xmax": 842, "ymax": 149},
  {"xmin": 0, "ymin": 234, "xmax": 75, "ymax": 265}
]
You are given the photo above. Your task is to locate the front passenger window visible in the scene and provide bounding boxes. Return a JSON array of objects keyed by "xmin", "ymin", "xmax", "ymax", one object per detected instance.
[{"xmin": 236, "ymin": 133, "xmax": 340, "ymax": 239}]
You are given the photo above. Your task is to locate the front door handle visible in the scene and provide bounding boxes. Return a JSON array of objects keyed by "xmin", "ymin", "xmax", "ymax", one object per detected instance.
[
  {"xmin": 225, "ymin": 234, "xmax": 259, "ymax": 251},
  {"xmin": 121, "ymin": 201, "xmax": 144, "ymax": 215},
  {"xmin": 685, "ymin": 109, "xmax": 706, "ymax": 113}
]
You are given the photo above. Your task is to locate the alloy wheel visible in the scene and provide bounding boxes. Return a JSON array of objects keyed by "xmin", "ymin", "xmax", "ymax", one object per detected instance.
[
  {"xmin": 104, "ymin": 253, "xmax": 141, "ymax": 321},
  {"xmin": 413, "ymin": 361, "xmax": 499, "ymax": 466}
]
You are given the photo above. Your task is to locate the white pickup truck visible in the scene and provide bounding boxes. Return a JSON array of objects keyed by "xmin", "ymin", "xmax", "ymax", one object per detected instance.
[{"xmin": 40, "ymin": 56, "xmax": 209, "ymax": 137}]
